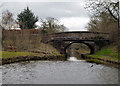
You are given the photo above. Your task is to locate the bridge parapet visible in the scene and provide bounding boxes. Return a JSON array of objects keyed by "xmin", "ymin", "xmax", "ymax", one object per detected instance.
[{"xmin": 42, "ymin": 31, "xmax": 110, "ymax": 43}]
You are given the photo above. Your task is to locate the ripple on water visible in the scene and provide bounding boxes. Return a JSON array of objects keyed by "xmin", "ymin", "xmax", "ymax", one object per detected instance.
[{"xmin": 2, "ymin": 60, "xmax": 118, "ymax": 84}]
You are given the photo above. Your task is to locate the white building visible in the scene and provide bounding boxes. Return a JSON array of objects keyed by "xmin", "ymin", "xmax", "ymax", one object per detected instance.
[{"xmin": 11, "ymin": 23, "xmax": 21, "ymax": 30}]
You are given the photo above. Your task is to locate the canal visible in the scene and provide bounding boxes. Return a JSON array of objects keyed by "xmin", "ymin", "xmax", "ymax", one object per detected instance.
[{"xmin": 2, "ymin": 58, "xmax": 118, "ymax": 84}]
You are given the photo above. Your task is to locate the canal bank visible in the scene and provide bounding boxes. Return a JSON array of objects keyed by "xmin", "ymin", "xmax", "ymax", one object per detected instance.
[
  {"xmin": 81, "ymin": 45, "xmax": 120, "ymax": 68},
  {"xmin": 1, "ymin": 51, "xmax": 66, "ymax": 65},
  {"xmin": 2, "ymin": 54, "xmax": 66, "ymax": 65},
  {"xmin": 1, "ymin": 43, "xmax": 67, "ymax": 65},
  {"xmin": 1, "ymin": 45, "xmax": 120, "ymax": 68},
  {"xmin": 82, "ymin": 55, "xmax": 120, "ymax": 68}
]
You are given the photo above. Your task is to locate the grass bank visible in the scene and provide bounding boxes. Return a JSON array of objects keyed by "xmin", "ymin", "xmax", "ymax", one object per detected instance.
[
  {"xmin": 2, "ymin": 51, "xmax": 39, "ymax": 58},
  {"xmin": 85, "ymin": 45, "xmax": 120, "ymax": 67},
  {"xmin": 1, "ymin": 51, "xmax": 66, "ymax": 65},
  {"xmin": 1, "ymin": 43, "xmax": 66, "ymax": 65}
]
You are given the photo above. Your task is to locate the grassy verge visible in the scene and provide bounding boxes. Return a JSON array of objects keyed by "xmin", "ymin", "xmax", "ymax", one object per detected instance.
[
  {"xmin": 1, "ymin": 51, "xmax": 40, "ymax": 58},
  {"xmin": 94, "ymin": 46, "xmax": 119, "ymax": 58},
  {"xmin": 1, "ymin": 51, "xmax": 66, "ymax": 65},
  {"xmin": 86, "ymin": 45, "xmax": 120, "ymax": 66},
  {"xmin": 88, "ymin": 45, "xmax": 119, "ymax": 60}
]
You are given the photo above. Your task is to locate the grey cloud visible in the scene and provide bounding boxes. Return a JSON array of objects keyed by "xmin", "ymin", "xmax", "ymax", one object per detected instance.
[
  {"xmin": 2, "ymin": 2, "xmax": 89, "ymax": 19},
  {"xmin": 1, "ymin": 2, "xmax": 90, "ymax": 31}
]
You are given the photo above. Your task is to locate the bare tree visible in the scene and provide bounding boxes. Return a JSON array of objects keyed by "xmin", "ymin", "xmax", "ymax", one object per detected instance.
[
  {"xmin": 1, "ymin": 10, "xmax": 14, "ymax": 29},
  {"xmin": 85, "ymin": 0, "xmax": 119, "ymax": 21},
  {"xmin": 85, "ymin": 0, "xmax": 119, "ymax": 53},
  {"xmin": 41, "ymin": 17, "xmax": 67, "ymax": 34},
  {"xmin": 86, "ymin": 12, "xmax": 117, "ymax": 32}
]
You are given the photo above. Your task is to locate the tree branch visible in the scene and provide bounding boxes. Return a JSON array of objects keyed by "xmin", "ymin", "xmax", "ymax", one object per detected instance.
[{"xmin": 107, "ymin": 7, "xmax": 118, "ymax": 21}]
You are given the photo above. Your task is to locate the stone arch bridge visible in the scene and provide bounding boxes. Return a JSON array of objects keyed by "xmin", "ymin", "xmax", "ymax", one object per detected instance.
[{"xmin": 42, "ymin": 31, "xmax": 110, "ymax": 56}]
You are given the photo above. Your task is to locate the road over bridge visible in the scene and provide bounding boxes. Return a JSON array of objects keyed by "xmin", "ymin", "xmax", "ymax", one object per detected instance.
[{"xmin": 42, "ymin": 31, "xmax": 110, "ymax": 56}]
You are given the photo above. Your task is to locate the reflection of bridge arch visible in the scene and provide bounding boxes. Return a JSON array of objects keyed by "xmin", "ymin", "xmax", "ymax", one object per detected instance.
[{"xmin": 64, "ymin": 41, "xmax": 94, "ymax": 57}]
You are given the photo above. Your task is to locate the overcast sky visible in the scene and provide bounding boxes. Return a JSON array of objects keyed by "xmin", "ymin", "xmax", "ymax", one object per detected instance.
[{"xmin": 0, "ymin": 0, "xmax": 91, "ymax": 31}]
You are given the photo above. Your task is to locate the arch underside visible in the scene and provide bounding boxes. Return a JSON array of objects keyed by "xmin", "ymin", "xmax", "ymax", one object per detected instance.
[{"xmin": 64, "ymin": 41, "xmax": 94, "ymax": 57}]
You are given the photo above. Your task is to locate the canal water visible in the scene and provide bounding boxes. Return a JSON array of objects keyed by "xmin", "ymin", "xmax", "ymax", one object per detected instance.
[{"xmin": 2, "ymin": 58, "xmax": 118, "ymax": 84}]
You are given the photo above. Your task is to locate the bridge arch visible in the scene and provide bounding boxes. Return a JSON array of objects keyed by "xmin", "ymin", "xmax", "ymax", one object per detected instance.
[{"xmin": 64, "ymin": 41, "xmax": 94, "ymax": 57}]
